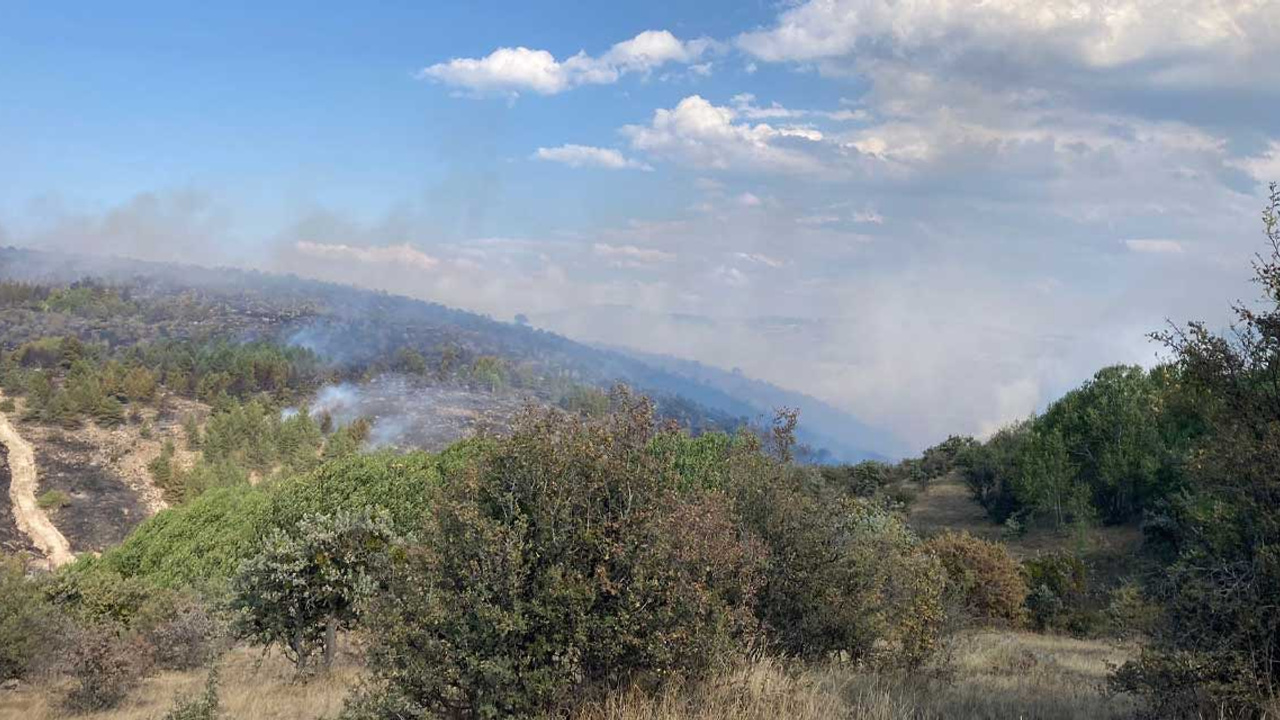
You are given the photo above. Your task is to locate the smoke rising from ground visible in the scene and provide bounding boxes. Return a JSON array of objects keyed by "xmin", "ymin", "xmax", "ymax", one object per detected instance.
[{"xmin": 298, "ymin": 375, "xmax": 526, "ymax": 451}]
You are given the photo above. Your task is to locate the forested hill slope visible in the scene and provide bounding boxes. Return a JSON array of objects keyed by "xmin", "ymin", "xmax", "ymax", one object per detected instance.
[{"xmin": 0, "ymin": 246, "xmax": 893, "ymax": 460}]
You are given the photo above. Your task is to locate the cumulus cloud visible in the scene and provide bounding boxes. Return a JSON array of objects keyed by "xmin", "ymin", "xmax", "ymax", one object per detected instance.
[
  {"xmin": 736, "ymin": 0, "xmax": 1278, "ymax": 86},
  {"xmin": 294, "ymin": 241, "xmax": 440, "ymax": 270},
  {"xmin": 621, "ymin": 95, "xmax": 827, "ymax": 174},
  {"xmin": 533, "ymin": 144, "xmax": 653, "ymax": 170},
  {"xmin": 420, "ymin": 30, "xmax": 718, "ymax": 96}
]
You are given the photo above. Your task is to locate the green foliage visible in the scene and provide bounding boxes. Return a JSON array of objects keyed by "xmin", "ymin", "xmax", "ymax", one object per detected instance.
[
  {"xmin": 919, "ymin": 435, "xmax": 977, "ymax": 480},
  {"xmin": 149, "ymin": 440, "xmax": 177, "ymax": 491},
  {"xmin": 178, "ymin": 459, "xmax": 250, "ymax": 501},
  {"xmin": 1021, "ymin": 552, "xmax": 1088, "ymax": 631},
  {"xmin": 357, "ymin": 396, "xmax": 764, "ymax": 718},
  {"xmin": 0, "ymin": 555, "xmax": 65, "ymax": 681},
  {"xmin": 230, "ymin": 511, "xmax": 395, "ymax": 672},
  {"xmin": 1015, "ymin": 428, "xmax": 1093, "ymax": 528},
  {"xmin": 90, "ymin": 484, "xmax": 271, "ymax": 590},
  {"xmin": 924, "ymin": 531, "xmax": 1027, "ymax": 625},
  {"xmin": 267, "ymin": 451, "xmax": 440, "ymax": 534},
  {"xmin": 957, "ymin": 364, "xmax": 1203, "ymax": 529},
  {"xmin": 559, "ymin": 384, "xmax": 610, "ymax": 416},
  {"xmin": 1114, "ymin": 185, "xmax": 1280, "ymax": 715},
  {"xmin": 182, "ymin": 413, "xmax": 202, "ymax": 450},
  {"xmin": 818, "ymin": 460, "xmax": 893, "ymax": 497},
  {"xmin": 735, "ymin": 464, "xmax": 944, "ymax": 666},
  {"xmin": 469, "ymin": 354, "xmax": 507, "ymax": 391},
  {"xmin": 38, "ymin": 489, "xmax": 72, "ymax": 511},
  {"xmin": 392, "ymin": 347, "xmax": 428, "ymax": 376}
]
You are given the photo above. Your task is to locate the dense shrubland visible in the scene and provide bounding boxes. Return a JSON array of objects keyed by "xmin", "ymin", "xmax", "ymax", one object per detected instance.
[{"xmin": 1, "ymin": 389, "xmax": 953, "ymax": 717}]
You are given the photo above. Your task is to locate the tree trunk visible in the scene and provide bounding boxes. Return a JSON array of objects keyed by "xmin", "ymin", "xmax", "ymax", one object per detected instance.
[
  {"xmin": 323, "ymin": 616, "xmax": 337, "ymax": 669},
  {"xmin": 294, "ymin": 626, "xmax": 309, "ymax": 672}
]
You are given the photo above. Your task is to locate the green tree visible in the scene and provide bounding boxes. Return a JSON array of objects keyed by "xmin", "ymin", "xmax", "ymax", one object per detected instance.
[
  {"xmin": 1115, "ymin": 184, "xmax": 1280, "ymax": 715},
  {"xmin": 230, "ymin": 511, "xmax": 395, "ymax": 673}
]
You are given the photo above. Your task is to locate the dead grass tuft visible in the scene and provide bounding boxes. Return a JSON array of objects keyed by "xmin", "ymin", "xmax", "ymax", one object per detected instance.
[{"xmin": 0, "ymin": 645, "xmax": 360, "ymax": 720}]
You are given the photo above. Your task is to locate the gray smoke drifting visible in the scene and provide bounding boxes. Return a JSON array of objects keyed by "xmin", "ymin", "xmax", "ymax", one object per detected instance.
[{"xmin": 303, "ymin": 374, "xmax": 526, "ymax": 451}]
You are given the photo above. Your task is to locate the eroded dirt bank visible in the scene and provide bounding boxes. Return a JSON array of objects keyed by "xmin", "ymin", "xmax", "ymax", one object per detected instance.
[{"xmin": 0, "ymin": 401, "xmax": 74, "ymax": 567}]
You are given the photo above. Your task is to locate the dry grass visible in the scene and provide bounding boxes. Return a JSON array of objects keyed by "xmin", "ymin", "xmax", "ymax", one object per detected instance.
[
  {"xmin": 571, "ymin": 630, "xmax": 1136, "ymax": 720},
  {"xmin": 905, "ymin": 473, "xmax": 1144, "ymax": 562},
  {"xmin": 0, "ymin": 631, "xmax": 1132, "ymax": 719},
  {"xmin": 0, "ymin": 646, "xmax": 360, "ymax": 720}
]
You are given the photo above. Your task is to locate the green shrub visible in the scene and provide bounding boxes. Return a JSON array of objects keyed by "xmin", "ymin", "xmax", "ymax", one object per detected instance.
[
  {"xmin": 1021, "ymin": 552, "xmax": 1087, "ymax": 631},
  {"xmin": 89, "ymin": 484, "xmax": 270, "ymax": 589},
  {"xmin": 738, "ymin": 476, "xmax": 945, "ymax": 667},
  {"xmin": 59, "ymin": 623, "xmax": 155, "ymax": 714},
  {"xmin": 1104, "ymin": 582, "xmax": 1162, "ymax": 640},
  {"xmin": 356, "ymin": 396, "xmax": 765, "ymax": 718},
  {"xmin": 0, "ymin": 555, "xmax": 66, "ymax": 681},
  {"xmin": 37, "ymin": 489, "xmax": 71, "ymax": 511},
  {"xmin": 266, "ymin": 451, "xmax": 440, "ymax": 535},
  {"xmin": 924, "ymin": 531, "xmax": 1027, "ymax": 625}
]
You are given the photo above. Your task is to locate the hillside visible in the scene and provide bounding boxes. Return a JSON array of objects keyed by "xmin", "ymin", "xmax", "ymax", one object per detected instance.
[{"xmin": 0, "ymin": 247, "xmax": 891, "ymax": 459}]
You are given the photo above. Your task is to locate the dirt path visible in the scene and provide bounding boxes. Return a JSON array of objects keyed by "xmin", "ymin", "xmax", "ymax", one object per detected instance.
[{"xmin": 0, "ymin": 399, "xmax": 74, "ymax": 567}]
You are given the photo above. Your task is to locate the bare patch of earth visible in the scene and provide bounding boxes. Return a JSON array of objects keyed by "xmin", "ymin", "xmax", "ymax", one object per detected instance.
[
  {"xmin": 0, "ymin": 443, "xmax": 37, "ymax": 556},
  {"xmin": 32, "ymin": 432, "xmax": 145, "ymax": 553}
]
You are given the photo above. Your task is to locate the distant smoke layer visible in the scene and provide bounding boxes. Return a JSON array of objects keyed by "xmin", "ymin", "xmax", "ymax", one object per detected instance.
[{"xmin": 5, "ymin": 187, "xmax": 1257, "ymax": 451}]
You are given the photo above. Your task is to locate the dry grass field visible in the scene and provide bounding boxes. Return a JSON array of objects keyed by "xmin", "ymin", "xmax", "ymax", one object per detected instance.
[
  {"xmin": 572, "ymin": 630, "xmax": 1136, "ymax": 720},
  {"xmin": 0, "ymin": 646, "xmax": 360, "ymax": 720},
  {"xmin": 904, "ymin": 473, "xmax": 1144, "ymax": 562},
  {"xmin": 0, "ymin": 631, "xmax": 1133, "ymax": 720}
]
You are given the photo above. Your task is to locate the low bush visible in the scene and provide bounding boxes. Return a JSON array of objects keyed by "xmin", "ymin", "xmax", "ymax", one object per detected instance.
[
  {"xmin": 924, "ymin": 531, "xmax": 1027, "ymax": 625},
  {"xmin": 1022, "ymin": 553, "xmax": 1087, "ymax": 631},
  {"xmin": 0, "ymin": 555, "xmax": 66, "ymax": 681},
  {"xmin": 355, "ymin": 395, "xmax": 765, "ymax": 718},
  {"xmin": 739, "ymin": 476, "xmax": 945, "ymax": 667},
  {"xmin": 139, "ymin": 593, "xmax": 220, "ymax": 671},
  {"xmin": 88, "ymin": 484, "xmax": 270, "ymax": 589},
  {"xmin": 726, "ymin": 427, "xmax": 945, "ymax": 667},
  {"xmin": 59, "ymin": 623, "xmax": 155, "ymax": 714},
  {"xmin": 36, "ymin": 489, "xmax": 71, "ymax": 511}
]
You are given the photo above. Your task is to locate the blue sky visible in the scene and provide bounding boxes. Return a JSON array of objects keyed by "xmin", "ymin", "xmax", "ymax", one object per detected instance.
[{"xmin": 3, "ymin": 1, "xmax": 1279, "ymax": 449}]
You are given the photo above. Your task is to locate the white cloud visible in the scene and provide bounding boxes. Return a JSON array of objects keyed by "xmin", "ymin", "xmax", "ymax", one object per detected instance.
[
  {"xmin": 736, "ymin": 192, "xmax": 762, "ymax": 207},
  {"xmin": 294, "ymin": 241, "xmax": 440, "ymax": 271},
  {"xmin": 420, "ymin": 30, "xmax": 717, "ymax": 96},
  {"xmin": 730, "ymin": 93, "xmax": 869, "ymax": 122},
  {"xmin": 736, "ymin": 0, "xmax": 1277, "ymax": 86},
  {"xmin": 1231, "ymin": 141, "xmax": 1280, "ymax": 184},
  {"xmin": 621, "ymin": 95, "xmax": 826, "ymax": 174},
  {"xmin": 533, "ymin": 144, "xmax": 652, "ymax": 171},
  {"xmin": 592, "ymin": 242, "xmax": 677, "ymax": 264},
  {"xmin": 1125, "ymin": 239, "xmax": 1185, "ymax": 254}
]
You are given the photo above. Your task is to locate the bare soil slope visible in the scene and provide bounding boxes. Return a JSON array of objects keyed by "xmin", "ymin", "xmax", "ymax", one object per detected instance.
[{"xmin": 0, "ymin": 399, "xmax": 74, "ymax": 567}]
